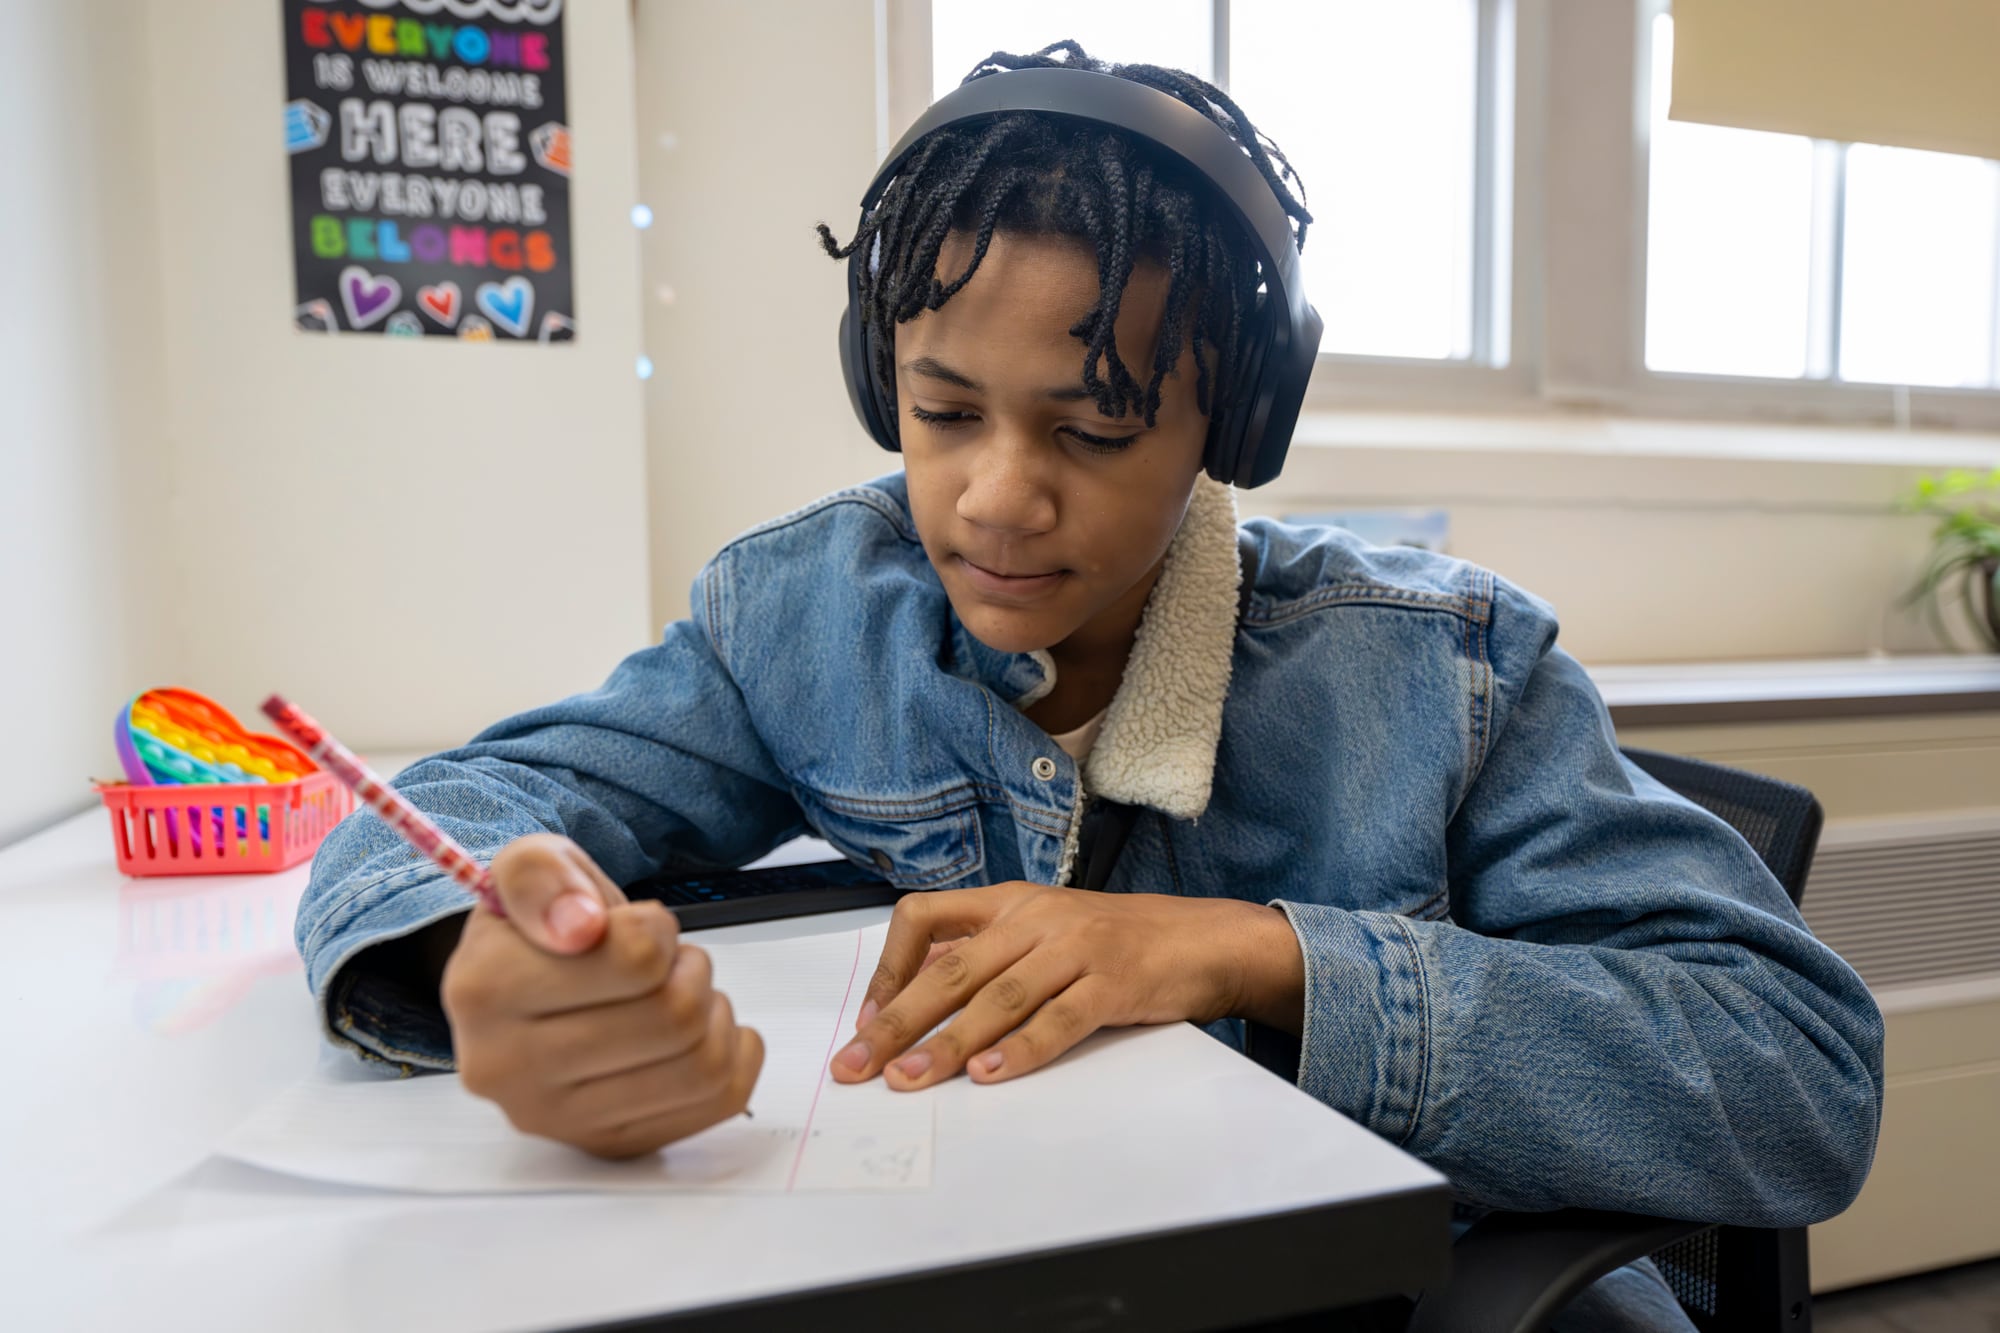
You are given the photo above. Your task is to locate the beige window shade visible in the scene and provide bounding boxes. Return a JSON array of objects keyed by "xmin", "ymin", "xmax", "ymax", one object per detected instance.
[{"xmin": 1671, "ymin": 0, "xmax": 2000, "ymax": 160}]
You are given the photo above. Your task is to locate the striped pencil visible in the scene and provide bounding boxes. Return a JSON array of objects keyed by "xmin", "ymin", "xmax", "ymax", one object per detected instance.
[{"xmin": 261, "ymin": 694, "xmax": 505, "ymax": 918}]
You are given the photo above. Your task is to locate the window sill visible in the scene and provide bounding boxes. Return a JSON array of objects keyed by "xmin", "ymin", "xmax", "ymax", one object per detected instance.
[
  {"xmin": 1587, "ymin": 654, "xmax": 2000, "ymax": 728},
  {"xmin": 1259, "ymin": 410, "xmax": 2000, "ymax": 511},
  {"xmin": 1289, "ymin": 410, "xmax": 2000, "ymax": 471}
]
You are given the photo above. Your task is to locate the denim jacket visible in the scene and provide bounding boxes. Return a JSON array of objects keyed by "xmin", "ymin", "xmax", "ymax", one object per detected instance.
[{"xmin": 298, "ymin": 471, "xmax": 1883, "ymax": 1243}]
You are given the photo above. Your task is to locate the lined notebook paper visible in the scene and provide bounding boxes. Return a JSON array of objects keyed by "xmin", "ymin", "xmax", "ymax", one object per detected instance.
[{"xmin": 221, "ymin": 924, "xmax": 933, "ymax": 1193}]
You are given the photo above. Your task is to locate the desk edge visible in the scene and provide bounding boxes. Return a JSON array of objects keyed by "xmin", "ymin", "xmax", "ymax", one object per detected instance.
[{"xmin": 577, "ymin": 1178, "xmax": 1453, "ymax": 1333}]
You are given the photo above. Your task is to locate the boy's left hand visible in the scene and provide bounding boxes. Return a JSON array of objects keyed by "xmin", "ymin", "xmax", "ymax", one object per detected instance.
[{"xmin": 827, "ymin": 882, "xmax": 1298, "ymax": 1090}]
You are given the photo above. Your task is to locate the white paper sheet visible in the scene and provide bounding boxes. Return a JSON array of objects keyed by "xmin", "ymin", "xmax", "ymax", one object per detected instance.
[{"xmin": 221, "ymin": 924, "xmax": 933, "ymax": 1193}]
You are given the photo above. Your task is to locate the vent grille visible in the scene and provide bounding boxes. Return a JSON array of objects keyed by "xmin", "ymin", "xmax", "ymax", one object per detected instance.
[{"xmin": 1802, "ymin": 815, "xmax": 2000, "ymax": 991}]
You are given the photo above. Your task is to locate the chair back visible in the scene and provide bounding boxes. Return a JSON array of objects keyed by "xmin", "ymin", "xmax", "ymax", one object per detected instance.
[{"xmin": 1620, "ymin": 748, "xmax": 1827, "ymax": 1332}]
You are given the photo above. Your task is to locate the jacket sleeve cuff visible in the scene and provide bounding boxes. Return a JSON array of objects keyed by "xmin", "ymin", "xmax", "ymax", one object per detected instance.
[
  {"xmin": 304, "ymin": 869, "xmax": 473, "ymax": 1074},
  {"xmin": 1271, "ymin": 901, "xmax": 1433, "ymax": 1146}
]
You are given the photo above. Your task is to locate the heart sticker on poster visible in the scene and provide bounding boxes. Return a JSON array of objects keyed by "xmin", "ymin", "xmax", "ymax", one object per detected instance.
[
  {"xmin": 386, "ymin": 311, "xmax": 423, "ymax": 338},
  {"xmin": 284, "ymin": 99, "xmax": 332, "ymax": 154},
  {"xmin": 475, "ymin": 277, "xmax": 534, "ymax": 338},
  {"xmin": 418, "ymin": 281, "xmax": 461, "ymax": 327},
  {"xmin": 339, "ymin": 266, "xmax": 401, "ymax": 330},
  {"xmin": 458, "ymin": 316, "xmax": 494, "ymax": 342},
  {"xmin": 528, "ymin": 121, "xmax": 571, "ymax": 175},
  {"xmin": 294, "ymin": 299, "xmax": 338, "ymax": 334}
]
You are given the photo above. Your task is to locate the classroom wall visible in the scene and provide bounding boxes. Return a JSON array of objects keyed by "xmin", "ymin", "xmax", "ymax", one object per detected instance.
[
  {"xmin": 1252, "ymin": 421, "xmax": 1985, "ymax": 661},
  {"xmin": 9, "ymin": 1, "xmax": 1991, "ymax": 855},
  {"xmin": 629, "ymin": 1, "xmax": 1992, "ymax": 665},
  {"xmin": 2, "ymin": 0, "xmax": 174, "ymax": 846},
  {"xmin": 142, "ymin": 0, "xmax": 654, "ymax": 754},
  {"xmin": 635, "ymin": 0, "xmax": 889, "ymax": 630}
]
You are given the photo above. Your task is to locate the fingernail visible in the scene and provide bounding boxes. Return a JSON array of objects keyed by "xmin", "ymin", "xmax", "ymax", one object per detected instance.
[
  {"xmin": 975, "ymin": 1050, "xmax": 1004, "ymax": 1075},
  {"xmin": 857, "ymin": 998, "xmax": 879, "ymax": 1027},
  {"xmin": 836, "ymin": 1040, "xmax": 870, "ymax": 1073},
  {"xmin": 896, "ymin": 1051, "xmax": 932, "ymax": 1079},
  {"xmin": 545, "ymin": 891, "xmax": 603, "ymax": 940}
]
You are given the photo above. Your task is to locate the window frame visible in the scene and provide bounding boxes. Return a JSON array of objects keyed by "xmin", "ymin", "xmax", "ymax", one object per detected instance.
[
  {"xmin": 1278, "ymin": 0, "xmax": 1543, "ymax": 412},
  {"xmin": 1549, "ymin": 0, "xmax": 2000, "ymax": 430},
  {"xmin": 887, "ymin": 0, "xmax": 1538, "ymax": 413},
  {"xmin": 885, "ymin": 0, "xmax": 2000, "ymax": 432}
]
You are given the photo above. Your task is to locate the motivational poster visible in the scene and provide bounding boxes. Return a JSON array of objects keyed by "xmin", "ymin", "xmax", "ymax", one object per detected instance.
[{"xmin": 281, "ymin": 0, "xmax": 575, "ymax": 342}]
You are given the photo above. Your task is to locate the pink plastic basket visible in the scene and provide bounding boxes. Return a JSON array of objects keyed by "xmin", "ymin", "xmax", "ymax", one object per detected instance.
[{"xmin": 97, "ymin": 771, "xmax": 353, "ymax": 876}]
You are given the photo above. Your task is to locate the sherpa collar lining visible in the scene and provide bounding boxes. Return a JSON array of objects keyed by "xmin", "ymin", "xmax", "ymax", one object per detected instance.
[{"xmin": 1077, "ymin": 475, "xmax": 1241, "ymax": 821}]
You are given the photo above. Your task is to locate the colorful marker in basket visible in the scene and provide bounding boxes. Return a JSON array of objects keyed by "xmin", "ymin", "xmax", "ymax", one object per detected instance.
[{"xmin": 260, "ymin": 695, "xmax": 505, "ymax": 918}]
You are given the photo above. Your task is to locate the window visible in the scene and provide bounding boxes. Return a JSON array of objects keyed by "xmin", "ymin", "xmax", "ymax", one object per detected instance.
[
  {"xmin": 1645, "ymin": 13, "xmax": 2000, "ymax": 392},
  {"xmin": 1642, "ymin": 16, "xmax": 1816, "ymax": 381},
  {"xmin": 927, "ymin": 0, "xmax": 1511, "ymax": 375},
  {"xmin": 1231, "ymin": 1, "xmax": 1485, "ymax": 361},
  {"xmin": 931, "ymin": 1, "xmax": 1212, "ymax": 97},
  {"xmin": 1839, "ymin": 144, "xmax": 2000, "ymax": 389},
  {"xmin": 901, "ymin": 0, "xmax": 2000, "ymax": 427}
]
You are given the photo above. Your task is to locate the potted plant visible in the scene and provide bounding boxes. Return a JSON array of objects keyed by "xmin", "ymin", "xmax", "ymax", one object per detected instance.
[{"xmin": 1904, "ymin": 467, "xmax": 2000, "ymax": 652}]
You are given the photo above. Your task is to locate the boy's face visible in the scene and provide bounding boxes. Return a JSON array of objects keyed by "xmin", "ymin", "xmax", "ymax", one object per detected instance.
[{"xmin": 895, "ymin": 230, "xmax": 1210, "ymax": 659}]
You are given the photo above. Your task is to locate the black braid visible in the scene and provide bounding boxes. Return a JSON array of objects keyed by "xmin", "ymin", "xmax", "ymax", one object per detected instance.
[{"xmin": 817, "ymin": 40, "xmax": 1310, "ymax": 433}]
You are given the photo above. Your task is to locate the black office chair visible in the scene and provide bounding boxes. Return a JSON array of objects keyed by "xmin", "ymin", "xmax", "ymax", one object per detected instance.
[{"xmin": 1244, "ymin": 748, "xmax": 1829, "ymax": 1333}]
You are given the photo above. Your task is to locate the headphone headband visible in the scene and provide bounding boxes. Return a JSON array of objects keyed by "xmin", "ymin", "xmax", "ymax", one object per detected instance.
[{"xmin": 838, "ymin": 64, "xmax": 1322, "ymax": 488}]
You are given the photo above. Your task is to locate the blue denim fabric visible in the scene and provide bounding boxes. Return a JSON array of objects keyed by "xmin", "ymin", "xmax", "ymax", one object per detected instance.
[
  {"xmin": 298, "ymin": 473, "xmax": 1883, "ymax": 1259},
  {"xmin": 1550, "ymin": 1257, "xmax": 1698, "ymax": 1332}
]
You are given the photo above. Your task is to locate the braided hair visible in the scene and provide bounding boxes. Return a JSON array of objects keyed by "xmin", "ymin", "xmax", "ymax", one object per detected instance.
[{"xmin": 817, "ymin": 40, "xmax": 1311, "ymax": 434}]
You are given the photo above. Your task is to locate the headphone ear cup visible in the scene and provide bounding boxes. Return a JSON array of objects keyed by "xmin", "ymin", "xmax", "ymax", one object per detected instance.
[
  {"xmin": 839, "ymin": 261, "xmax": 902, "ymax": 453},
  {"xmin": 1206, "ymin": 297, "xmax": 1273, "ymax": 486},
  {"xmin": 866, "ymin": 325, "xmax": 901, "ymax": 452}
]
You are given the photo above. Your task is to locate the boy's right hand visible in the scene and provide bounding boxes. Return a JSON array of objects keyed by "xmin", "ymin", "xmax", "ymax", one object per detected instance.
[{"xmin": 440, "ymin": 833, "xmax": 764, "ymax": 1159}]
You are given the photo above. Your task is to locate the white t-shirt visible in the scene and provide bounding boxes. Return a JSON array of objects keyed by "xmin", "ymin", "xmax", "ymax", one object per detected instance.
[{"xmin": 1047, "ymin": 708, "xmax": 1109, "ymax": 764}]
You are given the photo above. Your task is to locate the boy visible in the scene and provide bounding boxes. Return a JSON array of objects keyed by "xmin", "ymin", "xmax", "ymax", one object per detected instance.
[{"xmin": 300, "ymin": 43, "xmax": 1882, "ymax": 1332}]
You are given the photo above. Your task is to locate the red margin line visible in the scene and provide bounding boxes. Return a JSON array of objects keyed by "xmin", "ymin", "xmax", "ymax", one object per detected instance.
[{"xmin": 786, "ymin": 927, "xmax": 865, "ymax": 1192}]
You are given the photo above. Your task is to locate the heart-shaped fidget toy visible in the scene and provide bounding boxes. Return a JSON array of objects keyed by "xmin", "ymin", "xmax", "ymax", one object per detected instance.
[{"xmin": 115, "ymin": 688, "xmax": 318, "ymax": 787}]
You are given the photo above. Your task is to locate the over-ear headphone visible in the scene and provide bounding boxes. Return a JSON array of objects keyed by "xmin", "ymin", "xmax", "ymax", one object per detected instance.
[{"xmin": 836, "ymin": 66, "xmax": 1324, "ymax": 490}]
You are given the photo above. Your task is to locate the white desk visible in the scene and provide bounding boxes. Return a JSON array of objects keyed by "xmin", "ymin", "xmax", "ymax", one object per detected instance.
[{"xmin": 0, "ymin": 801, "xmax": 1449, "ymax": 1332}]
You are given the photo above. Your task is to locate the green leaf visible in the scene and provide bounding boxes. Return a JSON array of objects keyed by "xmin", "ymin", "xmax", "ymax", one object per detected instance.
[
  {"xmin": 1904, "ymin": 545, "xmax": 1963, "ymax": 606},
  {"xmin": 1908, "ymin": 470, "xmax": 2000, "ymax": 648}
]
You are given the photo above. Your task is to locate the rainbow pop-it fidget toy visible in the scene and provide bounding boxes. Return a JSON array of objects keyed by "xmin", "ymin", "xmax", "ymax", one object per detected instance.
[
  {"xmin": 115, "ymin": 688, "xmax": 317, "ymax": 787},
  {"xmin": 98, "ymin": 688, "xmax": 350, "ymax": 876}
]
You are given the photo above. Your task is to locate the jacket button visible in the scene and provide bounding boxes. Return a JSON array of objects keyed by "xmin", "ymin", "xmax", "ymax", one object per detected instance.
[
  {"xmin": 1031, "ymin": 756, "xmax": 1058, "ymax": 781},
  {"xmin": 870, "ymin": 848, "xmax": 894, "ymax": 875}
]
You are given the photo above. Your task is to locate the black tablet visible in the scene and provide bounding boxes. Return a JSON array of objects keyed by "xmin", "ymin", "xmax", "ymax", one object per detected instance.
[{"xmin": 628, "ymin": 858, "xmax": 906, "ymax": 930}]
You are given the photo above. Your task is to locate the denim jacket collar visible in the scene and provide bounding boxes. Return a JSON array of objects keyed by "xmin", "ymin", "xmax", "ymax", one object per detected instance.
[
  {"xmin": 944, "ymin": 615, "xmax": 1048, "ymax": 707},
  {"xmin": 943, "ymin": 475, "xmax": 1241, "ymax": 825}
]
